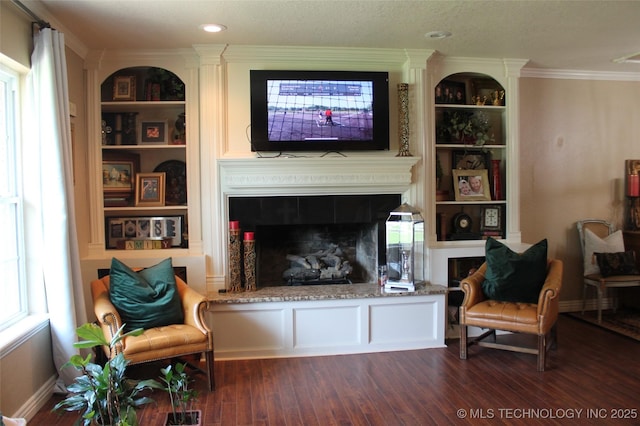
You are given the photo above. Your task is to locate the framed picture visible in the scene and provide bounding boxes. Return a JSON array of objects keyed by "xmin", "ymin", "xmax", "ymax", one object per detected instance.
[
  {"xmin": 453, "ymin": 169, "xmax": 491, "ymax": 201},
  {"xmin": 102, "ymin": 151, "xmax": 140, "ymax": 201},
  {"xmin": 135, "ymin": 172, "xmax": 166, "ymax": 207},
  {"xmin": 139, "ymin": 120, "xmax": 168, "ymax": 144},
  {"xmin": 435, "ymin": 80, "xmax": 465, "ymax": 104},
  {"xmin": 105, "ymin": 215, "xmax": 184, "ymax": 249},
  {"xmin": 112, "ymin": 76, "xmax": 136, "ymax": 101},
  {"xmin": 452, "ymin": 150, "xmax": 490, "ymax": 170}
]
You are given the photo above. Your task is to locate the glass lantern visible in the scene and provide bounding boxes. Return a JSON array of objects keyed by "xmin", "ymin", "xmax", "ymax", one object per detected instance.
[{"xmin": 385, "ymin": 203, "xmax": 424, "ymax": 291}]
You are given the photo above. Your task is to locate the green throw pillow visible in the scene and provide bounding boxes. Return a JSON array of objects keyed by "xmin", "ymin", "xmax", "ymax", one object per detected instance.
[
  {"xmin": 481, "ymin": 238, "xmax": 548, "ymax": 304},
  {"xmin": 109, "ymin": 257, "xmax": 184, "ymax": 332}
]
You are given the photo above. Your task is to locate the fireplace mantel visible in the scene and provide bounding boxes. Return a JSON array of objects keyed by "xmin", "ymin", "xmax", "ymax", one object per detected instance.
[{"xmin": 218, "ymin": 155, "xmax": 421, "ymax": 196}]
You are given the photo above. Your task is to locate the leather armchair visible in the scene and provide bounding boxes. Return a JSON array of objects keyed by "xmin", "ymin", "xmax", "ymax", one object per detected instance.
[
  {"xmin": 459, "ymin": 259, "xmax": 563, "ymax": 372},
  {"xmin": 91, "ymin": 274, "xmax": 215, "ymax": 390}
]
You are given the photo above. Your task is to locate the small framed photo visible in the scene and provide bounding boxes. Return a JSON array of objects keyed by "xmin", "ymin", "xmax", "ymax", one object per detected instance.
[
  {"xmin": 435, "ymin": 80, "xmax": 465, "ymax": 104},
  {"xmin": 452, "ymin": 150, "xmax": 489, "ymax": 170},
  {"xmin": 139, "ymin": 120, "xmax": 168, "ymax": 144},
  {"xmin": 112, "ymin": 76, "xmax": 136, "ymax": 101},
  {"xmin": 453, "ymin": 169, "xmax": 491, "ymax": 201},
  {"xmin": 135, "ymin": 172, "xmax": 166, "ymax": 207}
]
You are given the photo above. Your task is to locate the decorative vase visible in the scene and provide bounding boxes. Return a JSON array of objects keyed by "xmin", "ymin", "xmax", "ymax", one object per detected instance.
[
  {"xmin": 396, "ymin": 83, "xmax": 412, "ymax": 157},
  {"xmin": 243, "ymin": 232, "xmax": 256, "ymax": 291},
  {"xmin": 228, "ymin": 221, "xmax": 242, "ymax": 292},
  {"xmin": 491, "ymin": 159, "xmax": 502, "ymax": 200}
]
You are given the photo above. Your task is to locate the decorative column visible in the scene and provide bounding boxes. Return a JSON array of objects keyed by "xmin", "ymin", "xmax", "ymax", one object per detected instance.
[
  {"xmin": 228, "ymin": 221, "xmax": 242, "ymax": 292},
  {"xmin": 396, "ymin": 83, "xmax": 412, "ymax": 157},
  {"xmin": 243, "ymin": 232, "xmax": 256, "ymax": 291}
]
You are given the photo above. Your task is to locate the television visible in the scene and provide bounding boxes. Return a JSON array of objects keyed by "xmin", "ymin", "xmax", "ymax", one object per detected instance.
[{"xmin": 250, "ymin": 70, "xmax": 390, "ymax": 152}]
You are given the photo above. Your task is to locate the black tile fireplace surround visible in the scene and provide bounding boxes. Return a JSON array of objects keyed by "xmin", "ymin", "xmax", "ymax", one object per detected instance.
[{"xmin": 229, "ymin": 194, "xmax": 401, "ymax": 287}]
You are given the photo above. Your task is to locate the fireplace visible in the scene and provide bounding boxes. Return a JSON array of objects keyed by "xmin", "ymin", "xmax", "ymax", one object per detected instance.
[{"xmin": 229, "ymin": 194, "xmax": 401, "ymax": 287}]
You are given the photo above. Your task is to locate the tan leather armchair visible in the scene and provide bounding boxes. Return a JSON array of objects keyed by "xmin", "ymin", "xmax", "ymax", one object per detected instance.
[
  {"xmin": 91, "ymin": 274, "xmax": 215, "ymax": 391},
  {"xmin": 459, "ymin": 259, "xmax": 563, "ymax": 372}
]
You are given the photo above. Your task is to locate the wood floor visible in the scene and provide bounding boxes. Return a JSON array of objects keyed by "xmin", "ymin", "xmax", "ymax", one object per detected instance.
[{"xmin": 31, "ymin": 314, "xmax": 640, "ymax": 425}]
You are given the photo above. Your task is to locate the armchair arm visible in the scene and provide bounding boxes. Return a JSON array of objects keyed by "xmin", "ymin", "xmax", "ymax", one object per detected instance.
[
  {"xmin": 460, "ymin": 262, "xmax": 488, "ymax": 309},
  {"xmin": 537, "ymin": 259, "xmax": 563, "ymax": 332},
  {"xmin": 175, "ymin": 277, "xmax": 211, "ymax": 336},
  {"xmin": 90, "ymin": 277, "xmax": 123, "ymax": 356}
]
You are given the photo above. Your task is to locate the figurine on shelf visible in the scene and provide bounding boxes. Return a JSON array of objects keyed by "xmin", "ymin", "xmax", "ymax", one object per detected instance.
[
  {"xmin": 492, "ymin": 90, "xmax": 505, "ymax": 106},
  {"xmin": 472, "ymin": 95, "xmax": 487, "ymax": 106}
]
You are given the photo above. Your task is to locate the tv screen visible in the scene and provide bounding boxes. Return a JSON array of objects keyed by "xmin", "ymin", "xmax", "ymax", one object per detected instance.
[{"xmin": 250, "ymin": 70, "xmax": 389, "ymax": 152}]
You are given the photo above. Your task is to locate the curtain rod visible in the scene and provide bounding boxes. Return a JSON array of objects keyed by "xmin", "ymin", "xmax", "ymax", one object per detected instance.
[{"xmin": 11, "ymin": 0, "xmax": 51, "ymax": 29}]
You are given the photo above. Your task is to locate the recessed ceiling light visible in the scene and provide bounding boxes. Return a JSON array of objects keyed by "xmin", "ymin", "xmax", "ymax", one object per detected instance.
[
  {"xmin": 200, "ymin": 24, "xmax": 227, "ymax": 33},
  {"xmin": 425, "ymin": 31, "xmax": 452, "ymax": 40}
]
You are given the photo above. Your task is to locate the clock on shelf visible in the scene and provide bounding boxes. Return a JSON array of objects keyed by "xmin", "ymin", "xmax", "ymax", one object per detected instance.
[
  {"xmin": 450, "ymin": 212, "xmax": 481, "ymax": 240},
  {"xmin": 480, "ymin": 206, "xmax": 503, "ymax": 237}
]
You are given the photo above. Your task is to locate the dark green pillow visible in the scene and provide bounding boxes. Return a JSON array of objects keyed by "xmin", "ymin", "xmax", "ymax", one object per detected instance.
[
  {"xmin": 481, "ymin": 238, "xmax": 548, "ymax": 304},
  {"xmin": 109, "ymin": 257, "xmax": 184, "ymax": 332}
]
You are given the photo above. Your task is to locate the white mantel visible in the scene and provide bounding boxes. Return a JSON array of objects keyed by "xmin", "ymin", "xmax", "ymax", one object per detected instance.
[{"xmin": 218, "ymin": 154, "xmax": 421, "ymax": 197}]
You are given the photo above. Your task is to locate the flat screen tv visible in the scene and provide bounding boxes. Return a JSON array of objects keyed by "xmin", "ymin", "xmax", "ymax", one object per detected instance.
[{"xmin": 250, "ymin": 70, "xmax": 390, "ymax": 152}]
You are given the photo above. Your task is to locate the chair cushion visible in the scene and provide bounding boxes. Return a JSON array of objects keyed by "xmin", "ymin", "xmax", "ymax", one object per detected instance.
[
  {"xmin": 109, "ymin": 257, "xmax": 184, "ymax": 332},
  {"xmin": 594, "ymin": 250, "xmax": 639, "ymax": 277},
  {"xmin": 583, "ymin": 228, "xmax": 624, "ymax": 276},
  {"xmin": 482, "ymin": 238, "xmax": 548, "ymax": 304}
]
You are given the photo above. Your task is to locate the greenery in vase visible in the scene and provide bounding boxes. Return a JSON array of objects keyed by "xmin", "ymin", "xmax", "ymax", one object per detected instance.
[
  {"xmin": 54, "ymin": 323, "xmax": 160, "ymax": 426},
  {"xmin": 438, "ymin": 110, "xmax": 495, "ymax": 146},
  {"xmin": 158, "ymin": 363, "xmax": 199, "ymax": 425}
]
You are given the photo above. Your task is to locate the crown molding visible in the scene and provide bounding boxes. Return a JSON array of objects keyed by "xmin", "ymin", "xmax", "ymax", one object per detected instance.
[{"xmin": 522, "ymin": 67, "xmax": 640, "ymax": 81}]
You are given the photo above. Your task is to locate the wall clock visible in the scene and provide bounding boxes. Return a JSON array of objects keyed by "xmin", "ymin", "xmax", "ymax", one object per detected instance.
[{"xmin": 480, "ymin": 206, "xmax": 502, "ymax": 232}]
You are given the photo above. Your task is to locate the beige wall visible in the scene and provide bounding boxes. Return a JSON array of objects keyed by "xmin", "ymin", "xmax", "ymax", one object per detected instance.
[{"xmin": 520, "ymin": 77, "xmax": 640, "ymax": 302}]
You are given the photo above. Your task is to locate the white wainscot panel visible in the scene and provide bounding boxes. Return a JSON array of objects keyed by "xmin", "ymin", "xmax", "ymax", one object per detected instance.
[
  {"xmin": 293, "ymin": 304, "xmax": 361, "ymax": 349},
  {"xmin": 210, "ymin": 306, "xmax": 286, "ymax": 355},
  {"xmin": 370, "ymin": 299, "xmax": 440, "ymax": 344}
]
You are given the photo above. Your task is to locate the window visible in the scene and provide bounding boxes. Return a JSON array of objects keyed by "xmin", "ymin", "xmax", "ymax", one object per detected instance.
[{"xmin": 0, "ymin": 64, "xmax": 27, "ymax": 330}]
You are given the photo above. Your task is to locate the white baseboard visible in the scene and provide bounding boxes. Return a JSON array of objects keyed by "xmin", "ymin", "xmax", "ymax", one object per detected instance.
[
  {"xmin": 559, "ymin": 297, "xmax": 613, "ymax": 313},
  {"xmin": 13, "ymin": 375, "xmax": 57, "ymax": 421}
]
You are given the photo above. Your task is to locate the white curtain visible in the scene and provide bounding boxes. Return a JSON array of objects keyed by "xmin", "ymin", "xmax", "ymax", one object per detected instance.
[{"xmin": 25, "ymin": 28, "xmax": 87, "ymax": 391}]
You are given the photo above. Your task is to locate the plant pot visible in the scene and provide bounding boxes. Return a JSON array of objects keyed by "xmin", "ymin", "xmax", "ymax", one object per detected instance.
[{"xmin": 163, "ymin": 410, "xmax": 202, "ymax": 426}]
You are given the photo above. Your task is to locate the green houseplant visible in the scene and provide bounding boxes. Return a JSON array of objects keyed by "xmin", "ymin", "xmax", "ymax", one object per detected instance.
[
  {"xmin": 158, "ymin": 363, "xmax": 200, "ymax": 425},
  {"xmin": 54, "ymin": 323, "xmax": 160, "ymax": 426}
]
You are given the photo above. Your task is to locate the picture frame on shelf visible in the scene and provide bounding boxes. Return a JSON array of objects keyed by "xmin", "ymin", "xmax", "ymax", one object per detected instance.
[
  {"xmin": 135, "ymin": 172, "xmax": 166, "ymax": 207},
  {"xmin": 139, "ymin": 120, "xmax": 168, "ymax": 144},
  {"xmin": 480, "ymin": 205, "xmax": 503, "ymax": 234},
  {"xmin": 452, "ymin": 150, "xmax": 490, "ymax": 170},
  {"xmin": 112, "ymin": 76, "xmax": 136, "ymax": 101},
  {"xmin": 105, "ymin": 215, "xmax": 184, "ymax": 249},
  {"xmin": 102, "ymin": 151, "xmax": 139, "ymax": 204},
  {"xmin": 452, "ymin": 169, "xmax": 491, "ymax": 201},
  {"xmin": 435, "ymin": 80, "xmax": 465, "ymax": 104}
]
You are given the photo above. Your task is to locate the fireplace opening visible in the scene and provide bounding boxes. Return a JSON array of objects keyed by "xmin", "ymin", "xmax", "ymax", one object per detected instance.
[
  {"xmin": 229, "ymin": 194, "xmax": 401, "ymax": 287},
  {"xmin": 256, "ymin": 223, "xmax": 377, "ymax": 286}
]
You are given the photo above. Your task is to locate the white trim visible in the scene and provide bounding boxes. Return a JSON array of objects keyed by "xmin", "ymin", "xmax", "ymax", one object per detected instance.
[
  {"xmin": 0, "ymin": 314, "xmax": 49, "ymax": 358},
  {"xmin": 11, "ymin": 375, "xmax": 57, "ymax": 421},
  {"xmin": 522, "ymin": 67, "xmax": 640, "ymax": 81}
]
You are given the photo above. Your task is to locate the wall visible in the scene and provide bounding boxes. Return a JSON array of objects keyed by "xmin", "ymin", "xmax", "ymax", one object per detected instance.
[{"xmin": 519, "ymin": 76, "xmax": 640, "ymax": 305}]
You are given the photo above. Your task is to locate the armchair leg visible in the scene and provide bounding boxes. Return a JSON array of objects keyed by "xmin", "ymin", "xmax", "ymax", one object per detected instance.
[
  {"xmin": 460, "ymin": 325, "xmax": 468, "ymax": 359},
  {"xmin": 537, "ymin": 334, "xmax": 546, "ymax": 372},
  {"xmin": 205, "ymin": 349, "xmax": 215, "ymax": 391}
]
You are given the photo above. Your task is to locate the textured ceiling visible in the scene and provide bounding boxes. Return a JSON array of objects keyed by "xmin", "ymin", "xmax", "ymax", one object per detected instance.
[{"xmin": 23, "ymin": 0, "xmax": 640, "ymax": 73}]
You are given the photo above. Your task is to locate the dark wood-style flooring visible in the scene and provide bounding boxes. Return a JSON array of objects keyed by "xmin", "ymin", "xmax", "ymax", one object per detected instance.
[{"xmin": 30, "ymin": 314, "xmax": 640, "ymax": 425}]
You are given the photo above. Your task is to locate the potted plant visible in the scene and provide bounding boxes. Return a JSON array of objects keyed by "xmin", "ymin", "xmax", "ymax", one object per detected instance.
[
  {"xmin": 53, "ymin": 323, "xmax": 160, "ymax": 426},
  {"xmin": 439, "ymin": 110, "xmax": 495, "ymax": 146},
  {"xmin": 158, "ymin": 363, "xmax": 200, "ymax": 425}
]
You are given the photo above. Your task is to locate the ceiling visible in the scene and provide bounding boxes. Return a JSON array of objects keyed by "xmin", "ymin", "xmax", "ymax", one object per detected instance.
[{"xmin": 24, "ymin": 0, "xmax": 640, "ymax": 73}]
